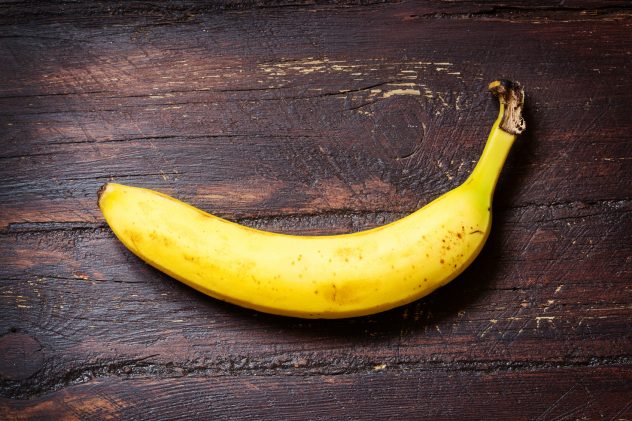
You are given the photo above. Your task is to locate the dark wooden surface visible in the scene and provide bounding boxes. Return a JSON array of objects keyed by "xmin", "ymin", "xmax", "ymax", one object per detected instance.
[{"xmin": 1, "ymin": 1, "xmax": 631, "ymax": 419}]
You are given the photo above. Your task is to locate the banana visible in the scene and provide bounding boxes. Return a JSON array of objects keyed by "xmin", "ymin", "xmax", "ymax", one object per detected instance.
[{"xmin": 98, "ymin": 80, "xmax": 525, "ymax": 319}]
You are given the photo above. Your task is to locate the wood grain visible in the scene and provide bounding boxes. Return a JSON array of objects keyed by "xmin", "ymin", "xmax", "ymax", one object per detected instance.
[
  {"xmin": 2, "ymin": 368, "xmax": 632, "ymax": 420},
  {"xmin": 1, "ymin": 0, "xmax": 631, "ymax": 419}
]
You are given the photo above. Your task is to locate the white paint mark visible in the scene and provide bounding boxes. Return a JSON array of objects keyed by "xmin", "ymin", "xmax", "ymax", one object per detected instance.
[
  {"xmin": 535, "ymin": 316, "xmax": 556, "ymax": 329},
  {"xmin": 382, "ymin": 88, "xmax": 420, "ymax": 98}
]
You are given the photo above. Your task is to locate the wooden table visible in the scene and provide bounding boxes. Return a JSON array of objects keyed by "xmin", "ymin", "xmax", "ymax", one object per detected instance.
[{"xmin": 1, "ymin": 1, "xmax": 631, "ymax": 419}]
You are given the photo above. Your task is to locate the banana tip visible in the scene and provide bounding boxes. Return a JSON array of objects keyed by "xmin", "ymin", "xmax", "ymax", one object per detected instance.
[{"xmin": 97, "ymin": 183, "xmax": 110, "ymax": 208}]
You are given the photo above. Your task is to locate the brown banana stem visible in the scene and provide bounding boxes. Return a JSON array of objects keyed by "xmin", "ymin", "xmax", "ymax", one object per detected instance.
[{"xmin": 488, "ymin": 79, "xmax": 526, "ymax": 135}]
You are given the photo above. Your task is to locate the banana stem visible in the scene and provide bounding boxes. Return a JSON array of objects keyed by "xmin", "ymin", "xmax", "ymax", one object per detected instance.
[{"xmin": 465, "ymin": 80, "xmax": 525, "ymax": 200}]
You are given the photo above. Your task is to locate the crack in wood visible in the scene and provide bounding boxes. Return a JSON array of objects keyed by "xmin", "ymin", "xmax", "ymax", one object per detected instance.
[
  {"xmin": 409, "ymin": 4, "xmax": 632, "ymax": 21},
  {"xmin": 1, "ymin": 354, "xmax": 630, "ymax": 400},
  {"xmin": 1, "ymin": 2, "xmax": 631, "ymax": 22},
  {"xmin": 0, "ymin": 80, "xmax": 408, "ymax": 117}
]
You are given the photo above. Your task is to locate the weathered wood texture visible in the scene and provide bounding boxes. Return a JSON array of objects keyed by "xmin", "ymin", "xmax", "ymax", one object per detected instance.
[{"xmin": 1, "ymin": 1, "xmax": 631, "ymax": 419}]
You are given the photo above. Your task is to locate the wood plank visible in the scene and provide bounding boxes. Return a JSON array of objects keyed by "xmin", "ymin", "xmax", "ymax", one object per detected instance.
[{"xmin": 2, "ymin": 367, "xmax": 631, "ymax": 420}]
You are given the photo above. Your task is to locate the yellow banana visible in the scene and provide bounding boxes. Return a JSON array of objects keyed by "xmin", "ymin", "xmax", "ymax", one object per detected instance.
[{"xmin": 98, "ymin": 80, "xmax": 525, "ymax": 319}]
